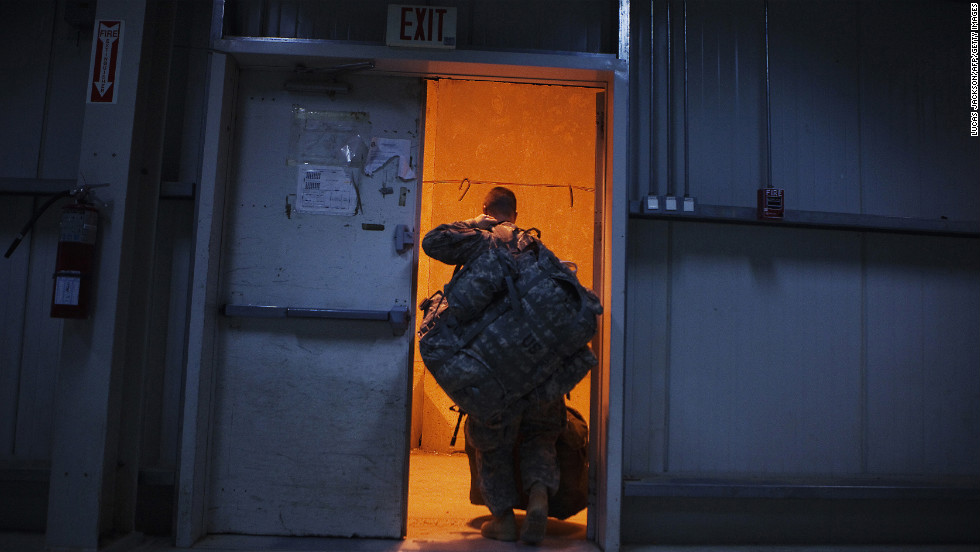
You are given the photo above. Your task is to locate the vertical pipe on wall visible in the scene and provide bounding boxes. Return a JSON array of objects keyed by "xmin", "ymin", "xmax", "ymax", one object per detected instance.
[
  {"xmin": 35, "ymin": 10, "xmax": 58, "ymax": 179},
  {"xmin": 764, "ymin": 0, "xmax": 773, "ymax": 189},
  {"xmin": 665, "ymin": 0, "xmax": 673, "ymax": 197},
  {"xmin": 650, "ymin": 1, "xmax": 657, "ymax": 197},
  {"xmin": 682, "ymin": 0, "xmax": 689, "ymax": 198}
]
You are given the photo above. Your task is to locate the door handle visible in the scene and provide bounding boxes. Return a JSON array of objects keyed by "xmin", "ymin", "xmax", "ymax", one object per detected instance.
[
  {"xmin": 394, "ymin": 224, "xmax": 414, "ymax": 254},
  {"xmin": 222, "ymin": 304, "xmax": 411, "ymax": 336}
]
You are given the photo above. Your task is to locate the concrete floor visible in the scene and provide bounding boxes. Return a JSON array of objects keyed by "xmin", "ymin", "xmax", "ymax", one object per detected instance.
[
  {"xmin": 1, "ymin": 452, "xmax": 974, "ymax": 552},
  {"xmin": 0, "ymin": 451, "xmax": 595, "ymax": 552}
]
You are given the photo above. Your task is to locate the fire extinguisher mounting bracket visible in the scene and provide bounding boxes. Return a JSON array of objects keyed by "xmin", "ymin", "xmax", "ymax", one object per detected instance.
[
  {"xmin": 71, "ymin": 182, "xmax": 110, "ymax": 206},
  {"xmin": 3, "ymin": 182, "xmax": 109, "ymax": 260}
]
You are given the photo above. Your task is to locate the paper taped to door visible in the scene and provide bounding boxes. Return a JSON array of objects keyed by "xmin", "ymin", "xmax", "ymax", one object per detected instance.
[
  {"xmin": 296, "ymin": 165, "xmax": 357, "ymax": 215},
  {"xmin": 364, "ymin": 137, "xmax": 415, "ymax": 180}
]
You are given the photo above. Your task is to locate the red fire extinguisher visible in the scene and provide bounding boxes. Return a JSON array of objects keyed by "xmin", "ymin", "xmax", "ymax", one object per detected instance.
[
  {"xmin": 3, "ymin": 184, "xmax": 103, "ymax": 319},
  {"xmin": 50, "ymin": 201, "xmax": 100, "ymax": 318}
]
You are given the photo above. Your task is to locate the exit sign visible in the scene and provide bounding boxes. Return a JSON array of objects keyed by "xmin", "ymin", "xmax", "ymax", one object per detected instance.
[{"xmin": 386, "ymin": 5, "xmax": 456, "ymax": 49}]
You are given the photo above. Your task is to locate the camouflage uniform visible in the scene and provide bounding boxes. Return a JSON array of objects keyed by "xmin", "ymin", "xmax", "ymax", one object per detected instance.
[
  {"xmin": 464, "ymin": 395, "xmax": 565, "ymax": 517},
  {"xmin": 422, "ymin": 216, "xmax": 566, "ymax": 517}
]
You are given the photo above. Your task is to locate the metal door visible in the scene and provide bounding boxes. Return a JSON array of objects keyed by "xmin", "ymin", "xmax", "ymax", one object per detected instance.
[{"xmin": 208, "ymin": 69, "xmax": 421, "ymax": 538}]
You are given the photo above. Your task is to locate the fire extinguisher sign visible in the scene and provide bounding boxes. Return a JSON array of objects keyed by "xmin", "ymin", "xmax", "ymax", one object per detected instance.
[
  {"xmin": 87, "ymin": 20, "xmax": 124, "ymax": 104},
  {"xmin": 53, "ymin": 276, "xmax": 81, "ymax": 307}
]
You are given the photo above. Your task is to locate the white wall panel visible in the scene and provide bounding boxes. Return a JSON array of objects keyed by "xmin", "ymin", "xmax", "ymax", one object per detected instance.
[
  {"xmin": 865, "ymin": 234, "xmax": 980, "ymax": 476},
  {"xmin": 683, "ymin": 0, "xmax": 767, "ymax": 206},
  {"xmin": 859, "ymin": 3, "xmax": 979, "ymax": 221},
  {"xmin": 141, "ymin": 200, "xmax": 194, "ymax": 469},
  {"xmin": 36, "ymin": 8, "xmax": 90, "ymax": 181},
  {"xmin": 0, "ymin": 199, "xmax": 32, "ymax": 457},
  {"xmin": 662, "ymin": 0, "xmax": 978, "ymax": 220},
  {"xmin": 769, "ymin": 1, "xmax": 861, "ymax": 213},
  {"xmin": 0, "ymin": 1, "xmax": 89, "ymax": 463},
  {"xmin": 0, "ymin": 2, "xmax": 54, "ymax": 178},
  {"xmin": 624, "ymin": 0, "xmax": 978, "ymax": 484},
  {"xmin": 624, "ymin": 220, "xmax": 980, "ymax": 480},
  {"xmin": 665, "ymin": 223, "xmax": 863, "ymax": 474},
  {"xmin": 13, "ymin": 212, "xmax": 63, "ymax": 460},
  {"xmin": 624, "ymin": 220, "xmax": 670, "ymax": 475}
]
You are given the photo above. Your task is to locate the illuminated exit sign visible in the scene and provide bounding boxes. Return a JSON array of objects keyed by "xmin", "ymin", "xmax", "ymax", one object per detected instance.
[{"xmin": 386, "ymin": 5, "xmax": 456, "ymax": 49}]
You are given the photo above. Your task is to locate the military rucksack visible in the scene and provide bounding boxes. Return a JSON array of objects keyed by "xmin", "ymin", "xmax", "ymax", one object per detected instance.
[{"xmin": 417, "ymin": 225, "xmax": 602, "ymax": 423}]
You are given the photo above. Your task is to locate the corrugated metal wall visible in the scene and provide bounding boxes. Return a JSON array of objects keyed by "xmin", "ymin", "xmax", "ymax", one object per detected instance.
[
  {"xmin": 0, "ymin": 2, "xmax": 209, "ymax": 531},
  {"xmin": 624, "ymin": 0, "xmax": 979, "ymax": 482},
  {"xmin": 627, "ymin": 222, "xmax": 979, "ymax": 476},
  {"xmin": 1, "ymin": 0, "xmax": 77, "ymax": 465}
]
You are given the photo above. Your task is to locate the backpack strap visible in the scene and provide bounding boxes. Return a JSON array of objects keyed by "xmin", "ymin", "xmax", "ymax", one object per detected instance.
[
  {"xmin": 498, "ymin": 248, "xmax": 523, "ymax": 314},
  {"xmin": 449, "ymin": 404, "xmax": 466, "ymax": 446}
]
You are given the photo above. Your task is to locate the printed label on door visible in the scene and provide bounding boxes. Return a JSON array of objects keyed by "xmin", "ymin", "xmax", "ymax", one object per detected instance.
[{"xmin": 296, "ymin": 165, "xmax": 357, "ymax": 215}]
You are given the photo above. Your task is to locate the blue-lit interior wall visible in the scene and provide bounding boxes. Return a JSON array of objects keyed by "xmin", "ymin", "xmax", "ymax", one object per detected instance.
[
  {"xmin": 0, "ymin": 0, "xmax": 209, "ymax": 534},
  {"xmin": 0, "ymin": 0, "xmax": 977, "ymax": 544},
  {"xmin": 623, "ymin": 0, "xmax": 978, "ymax": 543}
]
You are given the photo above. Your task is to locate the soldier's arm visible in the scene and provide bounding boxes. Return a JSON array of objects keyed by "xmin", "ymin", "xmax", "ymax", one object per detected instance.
[{"xmin": 421, "ymin": 216, "xmax": 496, "ymax": 266}]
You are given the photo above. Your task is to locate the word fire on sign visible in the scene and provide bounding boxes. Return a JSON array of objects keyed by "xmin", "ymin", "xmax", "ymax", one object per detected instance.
[{"xmin": 88, "ymin": 20, "xmax": 124, "ymax": 104}]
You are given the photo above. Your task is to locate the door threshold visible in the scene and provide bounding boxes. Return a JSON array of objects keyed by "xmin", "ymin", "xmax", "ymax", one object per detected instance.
[{"xmin": 133, "ymin": 533, "xmax": 598, "ymax": 551}]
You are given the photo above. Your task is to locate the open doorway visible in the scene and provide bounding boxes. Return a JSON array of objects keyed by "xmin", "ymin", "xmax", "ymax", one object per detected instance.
[{"xmin": 408, "ymin": 78, "xmax": 601, "ymax": 542}]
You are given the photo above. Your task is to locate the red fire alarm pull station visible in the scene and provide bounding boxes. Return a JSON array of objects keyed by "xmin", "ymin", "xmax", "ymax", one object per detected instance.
[{"xmin": 758, "ymin": 188, "xmax": 784, "ymax": 220}]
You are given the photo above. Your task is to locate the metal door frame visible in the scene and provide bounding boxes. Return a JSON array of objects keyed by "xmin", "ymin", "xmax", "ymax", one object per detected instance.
[{"xmin": 178, "ymin": 45, "xmax": 628, "ymax": 552}]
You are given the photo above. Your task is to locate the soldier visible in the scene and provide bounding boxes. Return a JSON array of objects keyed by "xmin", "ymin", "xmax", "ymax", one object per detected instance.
[{"xmin": 421, "ymin": 186, "xmax": 565, "ymax": 544}]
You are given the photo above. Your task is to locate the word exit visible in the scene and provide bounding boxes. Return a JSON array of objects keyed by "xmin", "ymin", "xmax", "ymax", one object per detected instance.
[{"xmin": 386, "ymin": 5, "xmax": 457, "ymax": 49}]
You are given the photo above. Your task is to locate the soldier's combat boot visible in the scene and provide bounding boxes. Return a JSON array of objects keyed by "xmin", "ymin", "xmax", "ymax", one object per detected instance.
[
  {"xmin": 521, "ymin": 482, "xmax": 549, "ymax": 544},
  {"xmin": 481, "ymin": 511, "xmax": 517, "ymax": 541}
]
